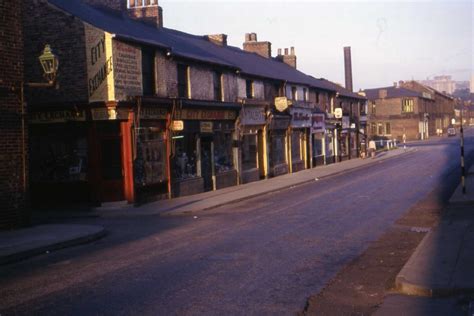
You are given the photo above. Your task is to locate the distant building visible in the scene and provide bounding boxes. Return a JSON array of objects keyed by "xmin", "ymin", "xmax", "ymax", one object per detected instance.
[{"xmin": 420, "ymin": 75, "xmax": 456, "ymax": 94}]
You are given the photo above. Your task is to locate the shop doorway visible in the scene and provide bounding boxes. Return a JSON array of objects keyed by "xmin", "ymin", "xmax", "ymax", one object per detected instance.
[
  {"xmin": 98, "ymin": 134, "xmax": 125, "ymax": 202},
  {"xmin": 200, "ymin": 136, "xmax": 213, "ymax": 191}
]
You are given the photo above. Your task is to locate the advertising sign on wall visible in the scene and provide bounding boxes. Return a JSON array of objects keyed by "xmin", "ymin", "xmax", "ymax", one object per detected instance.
[
  {"xmin": 113, "ymin": 41, "xmax": 142, "ymax": 100},
  {"xmin": 241, "ymin": 106, "xmax": 266, "ymax": 125},
  {"xmin": 311, "ymin": 113, "xmax": 325, "ymax": 133},
  {"xmin": 85, "ymin": 23, "xmax": 115, "ymax": 102},
  {"xmin": 290, "ymin": 108, "xmax": 312, "ymax": 128}
]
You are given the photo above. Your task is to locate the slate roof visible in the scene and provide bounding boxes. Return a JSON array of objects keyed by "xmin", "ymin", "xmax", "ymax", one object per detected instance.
[
  {"xmin": 47, "ymin": 0, "xmax": 364, "ymax": 97},
  {"xmin": 363, "ymin": 86, "xmax": 425, "ymax": 100}
]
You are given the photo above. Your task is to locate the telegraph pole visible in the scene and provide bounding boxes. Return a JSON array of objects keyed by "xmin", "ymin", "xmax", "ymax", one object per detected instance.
[{"xmin": 460, "ymin": 108, "xmax": 466, "ymax": 194}]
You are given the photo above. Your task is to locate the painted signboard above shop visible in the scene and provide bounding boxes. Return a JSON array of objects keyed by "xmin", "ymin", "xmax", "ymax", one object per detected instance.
[
  {"xmin": 30, "ymin": 110, "xmax": 86, "ymax": 124},
  {"xmin": 175, "ymin": 109, "xmax": 236, "ymax": 120},
  {"xmin": 240, "ymin": 105, "xmax": 266, "ymax": 125},
  {"xmin": 289, "ymin": 108, "xmax": 312, "ymax": 128}
]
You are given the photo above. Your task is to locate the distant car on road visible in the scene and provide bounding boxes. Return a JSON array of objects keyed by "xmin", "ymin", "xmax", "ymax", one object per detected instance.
[{"xmin": 447, "ymin": 127, "xmax": 456, "ymax": 137}]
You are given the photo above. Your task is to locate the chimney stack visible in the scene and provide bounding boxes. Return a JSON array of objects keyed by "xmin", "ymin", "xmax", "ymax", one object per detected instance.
[
  {"xmin": 206, "ymin": 34, "xmax": 228, "ymax": 46},
  {"xmin": 343, "ymin": 46, "xmax": 353, "ymax": 92},
  {"xmin": 276, "ymin": 46, "xmax": 297, "ymax": 68},
  {"xmin": 243, "ymin": 33, "xmax": 272, "ymax": 58},
  {"xmin": 83, "ymin": 0, "xmax": 163, "ymax": 28}
]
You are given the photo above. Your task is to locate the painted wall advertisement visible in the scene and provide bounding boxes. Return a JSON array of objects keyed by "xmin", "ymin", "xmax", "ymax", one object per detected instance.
[
  {"xmin": 241, "ymin": 106, "xmax": 266, "ymax": 125},
  {"xmin": 311, "ymin": 113, "xmax": 325, "ymax": 133},
  {"xmin": 113, "ymin": 40, "xmax": 142, "ymax": 100},
  {"xmin": 85, "ymin": 23, "xmax": 115, "ymax": 102}
]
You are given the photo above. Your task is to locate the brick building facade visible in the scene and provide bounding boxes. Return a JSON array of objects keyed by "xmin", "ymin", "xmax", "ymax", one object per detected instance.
[
  {"xmin": 0, "ymin": 0, "xmax": 27, "ymax": 228},
  {"xmin": 22, "ymin": 0, "xmax": 365, "ymax": 208}
]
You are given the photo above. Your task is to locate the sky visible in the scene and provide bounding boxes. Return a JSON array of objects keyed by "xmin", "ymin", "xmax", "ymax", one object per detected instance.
[{"xmin": 159, "ymin": 0, "xmax": 473, "ymax": 91}]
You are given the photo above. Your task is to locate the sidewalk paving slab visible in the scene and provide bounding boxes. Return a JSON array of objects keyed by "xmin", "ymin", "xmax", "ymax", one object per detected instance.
[{"xmin": 0, "ymin": 224, "xmax": 106, "ymax": 265}]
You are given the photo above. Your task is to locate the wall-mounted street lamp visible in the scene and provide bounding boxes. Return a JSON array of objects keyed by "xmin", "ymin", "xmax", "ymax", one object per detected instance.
[{"xmin": 17, "ymin": 44, "xmax": 59, "ymax": 200}]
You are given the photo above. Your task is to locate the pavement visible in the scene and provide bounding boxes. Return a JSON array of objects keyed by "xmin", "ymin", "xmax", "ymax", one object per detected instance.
[
  {"xmin": 2, "ymin": 147, "xmax": 413, "ymax": 266},
  {"xmin": 376, "ymin": 165, "xmax": 474, "ymax": 315},
  {"xmin": 0, "ymin": 224, "xmax": 106, "ymax": 265},
  {"xmin": 95, "ymin": 147, "xmax": 415, "ymax": 218}
]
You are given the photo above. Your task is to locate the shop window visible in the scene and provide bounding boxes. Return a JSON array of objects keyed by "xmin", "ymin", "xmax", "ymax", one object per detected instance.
[
  {"xmin": 213, "ymin": 71, "xmax": 223, "ymax": 101},
  {"xmin": 173, "ymin": 132, "xmax": 197, "ymax": 180},
  {"xmin": 303, "ymin": 88, "xmax": 308, "ymax": 101},
  {"xmin": 327, "ymin": 132, "xmax": 334, "ymax": 157},
  {"xmin": 142, "ymin": 48, "xmax": 155, "ymax": 96},
  {"xmin": 402, "ymin": 99, "xmax": 414, "ymax": 113},
  {"xmin": 242, "ymin": 134, "xmax": 257, "ymax": 171},
  {"xmin": 385, "ymin": 122, "xmax": 391, "ymax": 135},
  {"xmin": 312, "ymin": 134, "xmax": 324, "ymax": 157},
  {"xmin": 271, "ymin": 133, "xmax": 286, "ymax": 166},
  {"xmin": 213, "ymin": 131, "xmax": 234, "ymax": 173},
  {"xmin": 30, "ymin": 134, "xmax": 88, "ymax": 182},
  {"xmin": 246, "ymin": 80, "xmax": 254, "ymax": 99},
  {"xmin": 316, "ymin": 92, "xmax": 320, "ymax": 104},
  {"xmin": 291, "ymin": 131, "xmax": 302, "ymax": 161},
  {"xmin": 177, "ymin": 64, "xmax": 189, "ymax": 98},
  {"xmin": 135, "ymin": 127, "xmax": 166, "ymax": 185}
]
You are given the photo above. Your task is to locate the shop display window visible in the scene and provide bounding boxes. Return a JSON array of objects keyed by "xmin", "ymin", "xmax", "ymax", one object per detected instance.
[
  {"xmin": 312, "ymin": 134, "xmax": 324, "ymax": 157},
  {"xmin": 327, "ymin": 132, "xmax": 334, "ymax": 157},
  {"xmin": 340, "ymin": 134, "xmax": 349, "ymax": 156},
  {"xmin": 135, "ymin": 127, "xmax": 166, "ymax": 186},
  {"xmin": 291, "ymin": 131, "xmax": 302, "ymax": 161},
  {"xmin": 271, "ymin": 133, "xmax": 286, "ymax": 166},
  {"xmin": 30, "ymin": 134, "xmax": 88, "ymax": 182},
  {"xmin": 242, "ymin": 134, "xmax": 257, "ymax": 171},
  {"xmin": 173, "ymin": 132, "xmax": 198, "ymax": 180},
  {"xmin": 214, "ymin": 131, "xmax": 234, "ymax": 173}
]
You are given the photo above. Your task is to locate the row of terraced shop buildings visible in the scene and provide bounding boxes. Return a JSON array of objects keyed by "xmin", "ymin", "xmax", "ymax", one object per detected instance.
[{"xmin": 0, "ymin": 0, "xmax": 458, "ymax": 228}]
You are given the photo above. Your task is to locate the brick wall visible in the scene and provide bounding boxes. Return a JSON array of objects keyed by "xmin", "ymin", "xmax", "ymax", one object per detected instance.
[
  {"xmin": 23, "ymin": 0, "xmax": 89, "ymax": 105},
  {"xmin": 0, "ymin": 0, "xmax": 26, "ymax": 228}
]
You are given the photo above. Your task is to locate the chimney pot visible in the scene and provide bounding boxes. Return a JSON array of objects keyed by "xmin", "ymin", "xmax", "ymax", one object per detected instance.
[
  {"xmin": 277, "ymin": 48, "xmax": 282, "ymax": 55},
  {"xmin": 245, "ymin": 33, "xmax": 251, "ymax": 42},
  {"xmin": 290, "ymin": 47, "xmax": 295, "ymax": 55},
  {"xmin": 284, "ymin": 48, "xmax": 289, "ymax": 55},
  {"xmin": 243, "ymin": 33, "xmax": 272, "ymax": 58}
]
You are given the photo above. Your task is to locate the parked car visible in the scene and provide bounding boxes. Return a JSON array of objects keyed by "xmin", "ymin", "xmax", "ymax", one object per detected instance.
[{"xmin": 447, "ymin": 127, "xmax": 456, "ymax": 137}]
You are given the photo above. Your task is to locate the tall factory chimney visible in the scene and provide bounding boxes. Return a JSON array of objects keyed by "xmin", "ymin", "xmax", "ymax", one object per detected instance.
[{"xmin": 344, "ymin": 46, "xmax": 353, "ymax": 92}]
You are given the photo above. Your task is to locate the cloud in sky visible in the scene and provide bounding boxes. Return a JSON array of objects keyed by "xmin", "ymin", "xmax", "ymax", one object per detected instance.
[{"xmin": 161, "ymin": 0, "xmax": 472, "ymax": 90}]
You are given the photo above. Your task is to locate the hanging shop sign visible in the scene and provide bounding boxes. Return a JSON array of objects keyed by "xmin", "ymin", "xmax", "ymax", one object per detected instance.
[
  {"xmin": 175, "ymin": 109, "xmax": 236, "ymax": 120},
  {"xmin": 140, "ymin": 107, "xmax": 168, "ymax": 120},
  {"xmin": 275, "ymin": 97, "xmax": 289, "ymax": 112},
  {"xmin": 200, "ymin": 121, "xmax": 213, "ymax": 133},
  {"xmin": 311, "ymin": 113, "xmax": 326, "ymax": 133},
  {"xmin": 290, "ymin": 108, "xmax": 312, "ymax": 128},
  {"xmin": 171, "ymin": 120, "xmax": 184, "ymax": 131},
  {"xmin": 240, "ymin": 106, "xmax": 266, "ymax": 125},
  {"xmin": 91, "ymin": 108, "xmax": 129, "ymax": 120},
  {"xmin": 342, "ymin": 116, "xmax": 350, "ymax": 129},
  {"xmin": 334, "ymin": 108, "xmax": 343, "ymax": 119},
  {"xmin": 30, "ymin": 110, "xmax": 86, "ymax": 124}
]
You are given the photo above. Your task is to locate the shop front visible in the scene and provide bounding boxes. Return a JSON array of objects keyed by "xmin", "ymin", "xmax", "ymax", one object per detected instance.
[
  {"xmin": 339, "ymin": 116, "xmax": 351, "ymax": 161},
  {"xmin": 239, "ymin": 104, "xmax": 267, "ymax": 183},
  {"xmin": 311, "ymin": 112, "xmax": 326, "ymax": 167},
  {"xmin": 171, "ymin": 107, "xmax": 238, "ymax": 197},
  {"xmin": 133, "ymin": 106, "xmax": 169, "ymax": 204},
  {"xmin": 268, "ymin": 113, "xmax": 290, "ymax": 177},
  {"xmin": 289, "ymin": 107, "xmax": 312, "ymax": 172},
  {"xmin": 324, "ymin": 114, "xmax": 338, "ymax": 164},
  {"xmin": 29, "ymin": 106, "xmax": 134, "ymax": 207}
]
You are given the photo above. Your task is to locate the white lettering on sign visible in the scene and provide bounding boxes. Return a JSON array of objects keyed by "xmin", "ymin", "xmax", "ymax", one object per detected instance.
[
  {"xmin": 113, "ymin": 41, "xmax": 142, "ymax": 100},
  {"xmin": 241, "ymin": 106, "xmax": 266, "ymax": 125}
]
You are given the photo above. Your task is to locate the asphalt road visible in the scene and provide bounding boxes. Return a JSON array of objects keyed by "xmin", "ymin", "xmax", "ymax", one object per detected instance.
[{"xmin": 1, "ymin": 130, "xmax": 473, "ymax": 316}]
